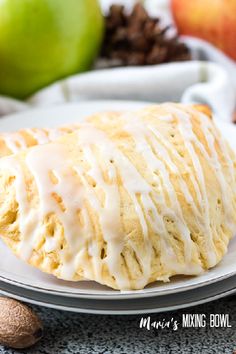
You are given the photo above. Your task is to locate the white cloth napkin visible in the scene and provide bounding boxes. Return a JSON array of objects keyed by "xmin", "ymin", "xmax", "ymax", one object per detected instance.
[
  {"xmin": 26, "ymin": 59, "xmax": 234, "ymax": 123},
  {"xmin": 0, "ymin": 54, "xmax": 235, "ymax": 123}
]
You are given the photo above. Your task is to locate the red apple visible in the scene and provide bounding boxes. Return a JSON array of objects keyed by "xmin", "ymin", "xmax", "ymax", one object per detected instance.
[{"xmin": 171, "ymin": 0, "xmax": 236, "ymax": 60}]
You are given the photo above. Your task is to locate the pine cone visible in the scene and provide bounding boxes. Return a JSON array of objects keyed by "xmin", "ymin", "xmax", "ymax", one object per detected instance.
[{"xmin": 100, "ymin": 3, "xmax": 191, "ymax": 67}]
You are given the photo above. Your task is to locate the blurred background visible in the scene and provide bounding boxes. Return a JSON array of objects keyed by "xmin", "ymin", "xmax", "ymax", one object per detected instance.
[{"xmin": 0, "ymin": 0, "xmax": 235, "ymax": 121}]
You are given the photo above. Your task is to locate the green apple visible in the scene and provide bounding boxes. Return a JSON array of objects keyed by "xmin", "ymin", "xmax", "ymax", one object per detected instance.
[{"xmin": 0, "ymin": 0, "xmax": 104, "ymax": 99}]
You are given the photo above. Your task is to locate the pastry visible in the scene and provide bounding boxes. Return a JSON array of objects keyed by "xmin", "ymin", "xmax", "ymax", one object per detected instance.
[{"xmin": 0, "ymin": 103, "xmax": 235, "ymax": 290}]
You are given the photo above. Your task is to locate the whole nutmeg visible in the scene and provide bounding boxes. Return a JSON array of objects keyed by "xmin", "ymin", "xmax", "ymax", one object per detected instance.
[{"xmin": 0, "ymin": 297, "xmax": 43, "ymax": 349}]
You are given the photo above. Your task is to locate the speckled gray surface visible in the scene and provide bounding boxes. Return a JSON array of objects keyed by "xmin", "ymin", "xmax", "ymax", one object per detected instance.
[{"xmin": 0, "ymin": 295, "xmax": 236, "ymax": 354}]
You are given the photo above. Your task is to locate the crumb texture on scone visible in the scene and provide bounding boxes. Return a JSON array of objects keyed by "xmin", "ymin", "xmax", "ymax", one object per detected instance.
[{"xmin": 0, "ymin": 103, "xmax": 235, "ymax": 290}]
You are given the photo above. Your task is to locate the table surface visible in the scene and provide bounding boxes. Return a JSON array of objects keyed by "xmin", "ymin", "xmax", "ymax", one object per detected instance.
[{"xmin": 0, "ymin": 295, "xmax": 236, "ymax": 354}]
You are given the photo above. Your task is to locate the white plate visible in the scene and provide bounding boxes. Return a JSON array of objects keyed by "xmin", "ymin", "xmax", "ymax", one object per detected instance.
[
  {"xmin": 0, "ymin": 274, "xmax": 236, "ymax": 314},
  {"xmin": 0, "ymin": 100, "xmax": 236, "ymax": 300}
]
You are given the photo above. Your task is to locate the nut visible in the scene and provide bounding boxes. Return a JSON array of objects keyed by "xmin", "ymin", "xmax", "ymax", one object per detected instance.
[{"xmin": 0, "ymin": 297, "xmax": 43, "ymax": 349}]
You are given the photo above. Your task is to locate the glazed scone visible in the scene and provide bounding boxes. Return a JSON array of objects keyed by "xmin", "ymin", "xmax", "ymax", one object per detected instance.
[{"xmin": 0, "ymin": 103, "xmax": 236, "ymax": 290}]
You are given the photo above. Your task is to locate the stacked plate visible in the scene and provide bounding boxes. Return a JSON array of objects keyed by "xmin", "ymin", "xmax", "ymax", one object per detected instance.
[{"xmin": 1, "ymin": 100, "xmax": 236, "ymax": 315}]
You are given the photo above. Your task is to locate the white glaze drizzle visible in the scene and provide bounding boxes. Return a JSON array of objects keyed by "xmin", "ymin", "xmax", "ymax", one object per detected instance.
[
  {"xmin": 122, "ymin": 114, "xmax": 198, "ymax": 267},
  {"xmin": 0, "ymin": 125, "xmax": 81, "ymax": 154},
  {"xmin": 162, "ymin": 104, "xmax": 236, "ymax": 264},
  {"xmin": 2, "ymin": 132, "xmax": 27, "ymax": 153},
  {"xmin": 25, "ymin": 128, "xmax": 49, "ymax": 145},
  {"xmin": 196, "ymin": 109, "xmax": 236, "ymax": 232}
]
